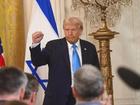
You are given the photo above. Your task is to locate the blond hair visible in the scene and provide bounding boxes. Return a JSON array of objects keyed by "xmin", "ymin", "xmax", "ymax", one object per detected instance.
[{"xmin": 63, "ymin": 17, "xmax": 83, "ymax": 30}]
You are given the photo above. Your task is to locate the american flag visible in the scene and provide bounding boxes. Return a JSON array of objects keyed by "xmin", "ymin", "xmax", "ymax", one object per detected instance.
[{"xmin": 0, "ymin": 38, "xmax": 5, "ymax": 67}]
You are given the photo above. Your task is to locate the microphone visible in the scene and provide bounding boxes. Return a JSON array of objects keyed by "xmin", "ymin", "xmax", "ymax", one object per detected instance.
[{"xmin": 117, "ymin": 67, "xmax": 140, "ymax": 90}]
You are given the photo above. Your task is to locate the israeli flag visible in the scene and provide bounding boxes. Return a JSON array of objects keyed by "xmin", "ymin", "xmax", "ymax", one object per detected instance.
[{"xmin": 24, "ymin": 0, "xmax": 59, "ymax": 105}]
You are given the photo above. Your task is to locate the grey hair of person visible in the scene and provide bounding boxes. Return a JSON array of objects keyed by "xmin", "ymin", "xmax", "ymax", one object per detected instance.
[
  {"xmin": 23, "ymin": 73, "xmax": 39, "ymax": 99},
  {"xmin": 63, "ymin": 17, "xmax": 83, "ymax": 30},
  {"xmin": 0, "ymin": 67, "xmax": 28, "ymax": 95},
  {"xmin": 74, "ymin": 64, "xmax": 104, "ymax": 101}
]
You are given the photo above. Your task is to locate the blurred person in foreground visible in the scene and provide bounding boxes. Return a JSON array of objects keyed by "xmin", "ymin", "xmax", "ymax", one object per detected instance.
[
  {"xmin": 30, "ymin": 17, "xmax": 100, "ymax": 105},
  {"xmin": 72, "ymin": 64, "xmax": 112, "ymax": 105},
  {"xmin": 0, "ymin": 67, "xmax": 28, "ymax": 101},
  {"xmin": 23, "ymin": 73, "xmax": 39, "ymax": 105}
]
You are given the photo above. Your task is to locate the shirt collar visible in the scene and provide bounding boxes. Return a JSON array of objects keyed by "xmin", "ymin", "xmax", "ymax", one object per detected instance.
[{"xmin": 67, "ymin": 40, "xmax": 80, "ymax": 49}]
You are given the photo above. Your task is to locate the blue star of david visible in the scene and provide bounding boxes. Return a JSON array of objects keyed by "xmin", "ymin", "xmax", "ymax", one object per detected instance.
[{"xmin": 26, "ymin": 60, "xmax": 48, "ymax": 90}]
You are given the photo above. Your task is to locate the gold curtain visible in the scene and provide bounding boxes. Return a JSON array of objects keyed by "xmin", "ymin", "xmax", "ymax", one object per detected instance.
[{"xmin": 0, "ymin": 0, "xmax": 25, "ymax": 69}]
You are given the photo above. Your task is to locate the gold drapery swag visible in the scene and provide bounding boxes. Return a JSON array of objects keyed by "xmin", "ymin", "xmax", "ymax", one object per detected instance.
[{"xmin": 0, "ymin": 0, "xmax": 25, "ymax": 70}]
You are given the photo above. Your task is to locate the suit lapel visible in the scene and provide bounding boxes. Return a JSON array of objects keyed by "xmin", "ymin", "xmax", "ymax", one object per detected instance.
[
  {"xmin": 80, "ymin": 40, "xmax": 88, "ymax": 65},
  {"xmin": 61, "ymin": 38, "xmax": 71, "ymax": 70}
]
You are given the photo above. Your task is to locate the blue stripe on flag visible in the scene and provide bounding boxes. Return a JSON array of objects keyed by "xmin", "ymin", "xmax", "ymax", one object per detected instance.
[
  {"xmin": 36, "ymin": 0, "xmax": 59, "ymax": 36},
  {"xmin": 0, "ymin": 38, "xmax": 3, "ymax": 54},
  {"xmin": 26, "ymin": 60, "xmax": 47, "ymax": 90}
]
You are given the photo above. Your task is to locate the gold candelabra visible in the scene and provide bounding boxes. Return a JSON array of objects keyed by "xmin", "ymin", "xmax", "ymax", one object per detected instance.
[{"xmin": 72, "ymin": 0, "xmax": 132, "ymax": 104}]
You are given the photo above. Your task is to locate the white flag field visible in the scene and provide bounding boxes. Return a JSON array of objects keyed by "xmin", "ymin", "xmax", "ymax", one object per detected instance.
[{"xmin": 24, "ymin": 0, "xmax": 59, "ymax": 104}]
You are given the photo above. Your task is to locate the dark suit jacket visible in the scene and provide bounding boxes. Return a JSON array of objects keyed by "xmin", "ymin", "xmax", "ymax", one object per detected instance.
[{"xmin": 30, "ymin": 38, "xmax": 100, "ymax": 105}]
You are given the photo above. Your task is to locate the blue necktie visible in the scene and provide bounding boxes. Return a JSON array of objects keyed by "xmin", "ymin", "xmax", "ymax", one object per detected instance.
[{"xmin": 72, "ymin": 44, "xmax": 81, "ymax": 73}]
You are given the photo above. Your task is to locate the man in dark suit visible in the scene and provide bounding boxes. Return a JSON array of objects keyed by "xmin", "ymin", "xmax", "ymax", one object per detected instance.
[{"xmin": 30, "ymin": 17, "xmax": 100, "ymax": 105}]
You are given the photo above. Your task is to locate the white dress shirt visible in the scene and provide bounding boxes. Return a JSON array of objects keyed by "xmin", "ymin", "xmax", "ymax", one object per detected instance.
[{"xmin": 67, "ymin": 40, "xmax": 82, "ymax": 86}]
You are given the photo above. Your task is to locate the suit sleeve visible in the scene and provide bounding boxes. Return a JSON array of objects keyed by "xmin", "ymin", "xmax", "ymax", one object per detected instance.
[{"xmin": 30, "ymin": 44, "xmax": 50, "ymax": 67}]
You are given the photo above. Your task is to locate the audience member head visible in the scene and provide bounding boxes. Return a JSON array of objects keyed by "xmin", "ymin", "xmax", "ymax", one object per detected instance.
[
  {"xmin": 72, "ymin": 64, "xmax": 104, "ymax": 102},
  {"xmin": 23, "ymin": 73, "xmax": 39, "ymax": 105},
  {"xmin": 0, "ymin": 67, "xmax": 28, "ymax": 101},
  {"xmin": 63, "ymin": 17, "xmax": 83, "ymax": 44}
]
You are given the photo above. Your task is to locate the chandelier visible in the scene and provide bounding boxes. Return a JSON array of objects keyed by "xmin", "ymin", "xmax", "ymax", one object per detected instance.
[{"xmin": 72, "ymin": 0, "xmax": 132, "ymax": 28}]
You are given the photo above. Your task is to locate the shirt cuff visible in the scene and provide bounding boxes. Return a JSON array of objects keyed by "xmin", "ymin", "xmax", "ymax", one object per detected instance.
[{"xmin": 31, "ymin": 43, "xmax": 40, "ymax": 48}]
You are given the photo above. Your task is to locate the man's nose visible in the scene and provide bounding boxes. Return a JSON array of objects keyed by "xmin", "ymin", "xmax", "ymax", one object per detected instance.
[{"xmin": 68, "ymin": 30, "xmax": 73, "ymax": 34}]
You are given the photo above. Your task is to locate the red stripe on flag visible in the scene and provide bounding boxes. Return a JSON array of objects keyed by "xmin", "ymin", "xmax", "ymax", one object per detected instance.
[{"xmin": 0, "ymin": 54, "xmax": 5, "ymax": 67}]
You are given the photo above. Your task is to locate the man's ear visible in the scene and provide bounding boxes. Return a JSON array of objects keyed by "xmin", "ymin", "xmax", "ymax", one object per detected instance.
[
  {"xmin": 19, "ymin": 88, "xmax": 25, "ymax": 101},
  {"xmin": 29, "ymin": 92, "xmax": 37, "ymax": 105},
  {"xmin": 72, "ymin": 87, "xmax": 78, "ymax": 98}
]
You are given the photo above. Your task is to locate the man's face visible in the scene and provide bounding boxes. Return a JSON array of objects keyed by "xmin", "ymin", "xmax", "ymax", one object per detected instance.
[{"xmin": 64, "ymin": 24, "xmax": 82, "ymax": 44}]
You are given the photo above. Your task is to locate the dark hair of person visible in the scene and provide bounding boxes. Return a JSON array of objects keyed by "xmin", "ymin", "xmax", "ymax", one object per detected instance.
[{"xmin": 0, "ymin": 67, "xmax": 27, "ymax": 95}]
